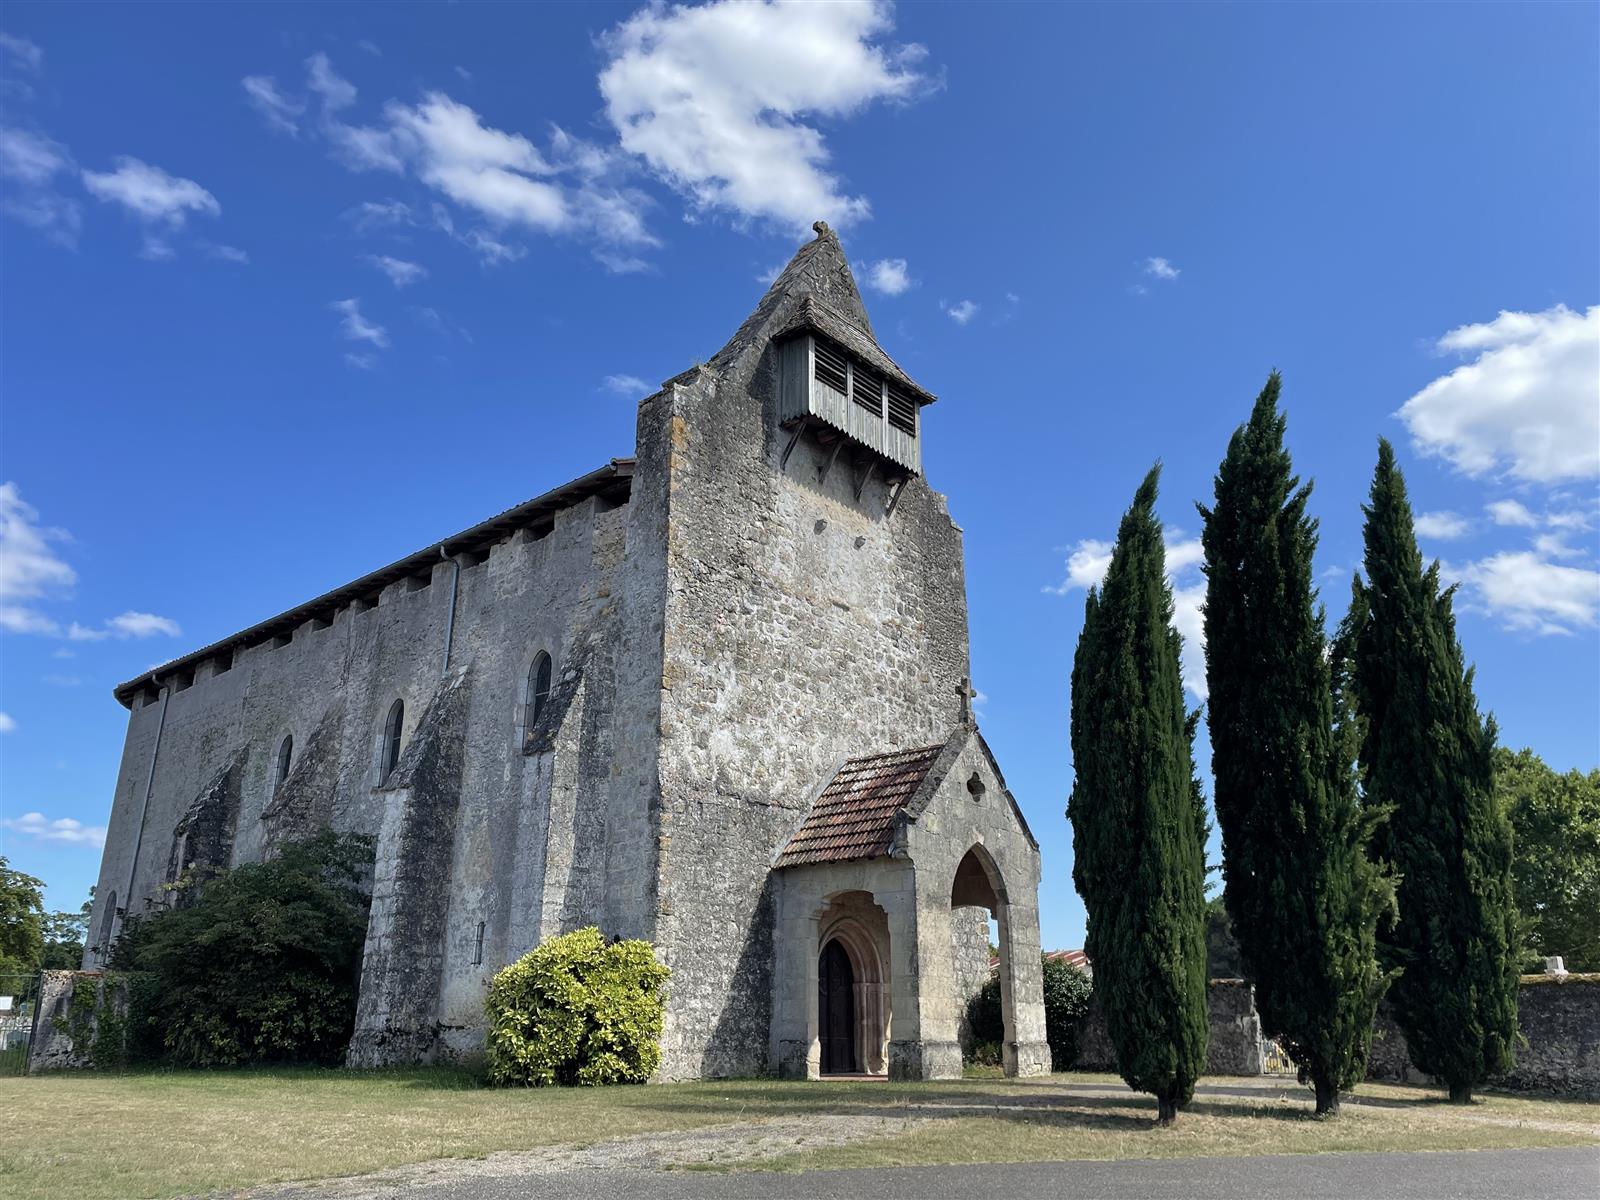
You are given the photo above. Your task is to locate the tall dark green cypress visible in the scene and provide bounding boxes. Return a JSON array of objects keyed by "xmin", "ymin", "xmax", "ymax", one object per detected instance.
[
  {"xmin": 1069, "ymin": 465, "xmax": 1209, "ymax": 1125},
  {"xmin": 1349, "ymin": 439, "xmax": 1518, "ymax": 1104},
  {"xmin": 1198, "ymin": 375, "xmax": 1393, "ymax": 1115}
]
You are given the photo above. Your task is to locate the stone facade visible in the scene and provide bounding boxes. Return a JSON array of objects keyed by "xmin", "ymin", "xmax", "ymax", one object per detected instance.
[
  {"xmin": 1367, "ymin": 976, "xmax": 1600, "ymax": 1097},
  {"xmin": 1077, "ymin": 974, "xmax": 1599, "ymax": 1096},
  {"xmin": 1075, "ymin": 979, "xmax": 1261, "ymax": 1076},
  {"xmin": 82, "ymin": 225, "xmax": 1048, "ymax": 1080}
]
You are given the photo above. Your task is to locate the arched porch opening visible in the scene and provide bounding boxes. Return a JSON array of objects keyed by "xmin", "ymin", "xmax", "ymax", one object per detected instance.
[{"xmin": 950, "ymin": 844, "xmax": 1022, "ymax": 1070}]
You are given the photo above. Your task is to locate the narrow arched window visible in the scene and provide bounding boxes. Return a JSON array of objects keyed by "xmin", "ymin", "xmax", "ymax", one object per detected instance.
[
  {"xmin": 276, "ymin": 735, "xmax": 293, "ymax": 790},
  {"xmin": 526, "ymin": 653, "xmax": 553, "ymax": 731},
  {"xmin": 382, "ymin": 700, "xmax": 404, "ymax": 780},
  {"xmin": 98, "ymin": 889, "xmax": 119, "ymax": 956}
]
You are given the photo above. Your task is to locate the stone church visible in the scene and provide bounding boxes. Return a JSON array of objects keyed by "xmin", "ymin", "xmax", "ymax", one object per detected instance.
[{"xmin": 85, "ymin": 223, "xmax": 1050, "ymax": 1081}]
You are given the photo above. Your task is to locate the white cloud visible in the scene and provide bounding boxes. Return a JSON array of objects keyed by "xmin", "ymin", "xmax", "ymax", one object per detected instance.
[
  {"xmin": 104, "ymin": 611, "xmax": 181, "ymax": 638},
  {"xmin": 1, "ymin": 811, "xmax": 106, "ymax": 848},
  {"xmin": 345, "ymin": 352, "xmax": 377, "ymax": 370},
  {"xmin": 201, "ymin": 242, "xmax": 249, "ymax": 264},
  {"xmin": 1145, "ymin": 256, "xmax": 1180, "ymax": 280},
  {"xmin": 344, "ymin": 198, "xmax": 414, "ymax": 233},
  {"xmin": 0, "ymin": 32, "xmax": 43, "ymax": 74},
  {"xmin": 756, "ymin": 261, "xmax": 785, "ymax": 285},
  {"xmin": 0, "ymin": 711, "xmax": 14, "ymax": 734},
  {"xmin": 306, "ymin": 51, "xmax": 358, "ymax": 111},
  {"xmin": 1453, "ymin": 551, "xmax": 1600, "ymax": 637},
  {"xmin": 0, "ymin": 481, "xmax": 75, "ymax": 603},
  {"xmin": 1534, "ymin": 533, "xmax": 1583, "ymax": 560},
  {"xmin": 0, "ymin": 126, "xmax": 68, "ymax": 186},
  {"xmin": 331, "ymin": 298, "xmax": 388, "ymax": 348},
  {"xmin": 1398, "ymin": 304, "xmax": 1599, "ymax": 484},
  {"xmin": 601, "ymin": 374, "xmax": 650, "ymax": 397},
  {"xmin": 863, "ymin": 258, "xmax": 912, "ymax": 296},
  {"xmin": 1487, "ymin": 498, "xmax": 1539, "ymax": 528},
  {"xmin": 358, "ymin": 39, "xmax": 382, "ymax": 57},
  {"xmin": 0, "ymin": 125, "xmax": 81, "ymax": 246},
  {"xmin": 942, "ymin": 299, "xmax": 979, "ymax": 325},
  {"xmin": 1414, "ymin": 510, "xmax": 1472, "ymax": 540},
  {"xmin": 242, "ymin": 75, "xmax": 304, "ymax": 136},
  {"xmin": 1047, "ymin": 532, "xmax": 1208, "ymax": 697},
  {"xmin": 82, "ymin": 156, "xmax": 219, "ymax": 230},
  {"xmin": 366, "ymin": 254, "xmax": 427, "ymax": 287},
  {"xmin": 597, "ymin": 0, "xmax": 930, "ymax": 231}
]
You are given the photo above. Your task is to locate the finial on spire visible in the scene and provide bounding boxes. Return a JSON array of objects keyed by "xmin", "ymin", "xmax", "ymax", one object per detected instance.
[{"xmin": 812, "ymin": 220, "xmax": 832, "ymax": 239}]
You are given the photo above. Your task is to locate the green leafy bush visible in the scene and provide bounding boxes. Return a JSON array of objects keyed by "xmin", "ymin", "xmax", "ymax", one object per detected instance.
[
  {"xmin": 486, "ymin": 927, "xmax": 669, "ymax": 1087},
  {"xmin": 965, "ymin": 954, "xmax": 1093, "ymax": 1070},
  {"xmin": 111, "ymin": 830, "xmax": 373, "ymax": 1067}
]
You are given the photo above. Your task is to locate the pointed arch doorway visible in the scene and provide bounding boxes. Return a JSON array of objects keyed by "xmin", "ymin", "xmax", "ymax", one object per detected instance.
[{"xmin": 818, "ymin": 938, "xmax": 859, "ymax": 1075}]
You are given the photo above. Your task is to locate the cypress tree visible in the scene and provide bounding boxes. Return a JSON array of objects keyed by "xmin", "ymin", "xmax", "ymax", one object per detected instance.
[
  {"xmin": 1198, "ymin": 375, "xmax": 1393, "ymax": 1115},
  {"xmin": 1348, "ymin": 440, "xmax": 1518, "ymax": 1104},
  {"xmin": 1069, "ymin": 464, "xmax": 1209, "ymax": 1125}
]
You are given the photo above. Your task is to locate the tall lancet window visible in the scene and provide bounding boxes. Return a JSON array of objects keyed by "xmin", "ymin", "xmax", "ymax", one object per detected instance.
[
  {"xmin": 526, "ymin": 652, "xmax": 553, "ymax": 731},
  {"xmin": 276, "ymin": 734, "xmax": 293, "ymax": 791},
  {"xmin": 382, "ymin": 700, "xmax": 404, "ymax": 781}
]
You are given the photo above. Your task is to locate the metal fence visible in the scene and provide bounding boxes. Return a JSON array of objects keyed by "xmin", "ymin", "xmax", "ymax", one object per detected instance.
[
  {"xmin": 1261, "ymin": 1036, "xmax": 1297, "ymax": 1076},
  {"xmin": 0, "ymin": 973, "xmax": 41, "ymax": 1075}
]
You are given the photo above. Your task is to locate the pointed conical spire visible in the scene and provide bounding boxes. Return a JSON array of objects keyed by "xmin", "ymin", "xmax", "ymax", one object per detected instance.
[{"xmin": 712, "ymin": 221, "xmax": 875, "ymax": 369}]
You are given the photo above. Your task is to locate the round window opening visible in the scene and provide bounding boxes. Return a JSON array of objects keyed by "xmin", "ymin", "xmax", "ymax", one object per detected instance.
[{"xmin": 966, "ymin": 772, "xmax": 986, "ymax": 802}]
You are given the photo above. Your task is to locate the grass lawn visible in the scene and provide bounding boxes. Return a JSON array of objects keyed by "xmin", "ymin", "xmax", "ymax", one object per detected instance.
[{"xmin": 0, "ymin": 1068, "xmax": 1594, "ymax": 1200}]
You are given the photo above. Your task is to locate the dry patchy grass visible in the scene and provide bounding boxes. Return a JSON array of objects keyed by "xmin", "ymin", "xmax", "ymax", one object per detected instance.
[{"xmin": 0, "ymin": 1069, "xmax": 1593, "ymax": 1200}]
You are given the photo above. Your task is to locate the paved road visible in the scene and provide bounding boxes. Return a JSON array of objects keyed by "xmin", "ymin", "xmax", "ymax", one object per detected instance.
[{"xmin": 291, "ymin": 1147, "xmax": 1598, "ymax": 1199}]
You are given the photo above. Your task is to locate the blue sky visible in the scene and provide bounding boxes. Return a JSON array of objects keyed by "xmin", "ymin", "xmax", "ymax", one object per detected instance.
[{"xmin": 1, "ymin": 2, "xmax": 1596, "ymax": 953}]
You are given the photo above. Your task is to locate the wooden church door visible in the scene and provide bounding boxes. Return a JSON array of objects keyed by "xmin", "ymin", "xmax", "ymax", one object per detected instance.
[{"xmin": 818, "ymin": 939, "xmax": 858, "ymax": 1074}]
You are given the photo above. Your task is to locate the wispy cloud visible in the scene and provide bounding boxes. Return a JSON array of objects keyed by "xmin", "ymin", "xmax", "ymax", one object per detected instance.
[
  {"xmin": 601, "ymin": 373, "xmax": 650, "ymax": 396},
  {"xmin": 365, "ymin": 254, "xmax": 427, "ymax": 287},
  {"xmin": 1414, "ymin": 510, "xmax": 1472, "ymax": 540},
  {"xmin": 2, "ymin": 810, "xmax": 106, "ymax": 848},
  {"xmin": 241, "ymin": 75, "xmax": 304, "ymax": 136},
  {"xmin": 942, "ymin": 299, "xmax": 979, "ymax": 325},
  {"xmin": 1144, "ymin": 256, "xmax": 1180, "ymax": 280},
  {"xmin": 0, "ymin": 712, "xmax": 15, "ymax": 734},
  {"xmin": 1487, "ymin": 499, "xmax": 1539, "ymax": 528},
  {"xmin": 331, "ymin": 297, "xmax": 389, "ymax": 348},
  {"xmin": 0, "ymin": 125, "xmax": 82, "ymax": 246}
]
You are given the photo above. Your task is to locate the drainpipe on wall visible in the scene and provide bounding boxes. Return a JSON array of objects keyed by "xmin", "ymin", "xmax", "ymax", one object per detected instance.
[
  {"xmin": 440, "ymin": 544, "xmax": 460, "ymax": 677},
  {"xmin": 118, "ymin": 672, "xmax": 169, "ymax": 952}
]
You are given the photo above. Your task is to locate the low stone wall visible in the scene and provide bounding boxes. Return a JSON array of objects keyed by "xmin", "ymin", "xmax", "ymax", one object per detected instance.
[
  {"xmin": 1078, "ymin": 973, "xmax": 1599, "ymax": 1096},
  {"xmin": 1368, "ymin": 976, "xmax": 1600, "ymax": 1097},
  {"xmin": 27, "ymin": 970, "xmax": 88, "ymax": 1073},
  {"xmin": 1075, "ymin": 980, "xmax": 1262, "ymax": 1076}
]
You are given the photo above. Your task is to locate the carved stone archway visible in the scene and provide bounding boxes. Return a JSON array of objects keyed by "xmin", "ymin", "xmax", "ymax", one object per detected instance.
[{"xmin": 817, "ymin": 892, "xmax": 891, "ymax": 1075}]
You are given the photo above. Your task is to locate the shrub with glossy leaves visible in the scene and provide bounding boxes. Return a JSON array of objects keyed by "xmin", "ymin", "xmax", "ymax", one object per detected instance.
[
  {"xmin": 486, "ymin": 927, "xmax": 669, "ymax": 1087},
  {"xmin": 966, "ymin": 954, "xmax": 1093, "ymax": 1069}
]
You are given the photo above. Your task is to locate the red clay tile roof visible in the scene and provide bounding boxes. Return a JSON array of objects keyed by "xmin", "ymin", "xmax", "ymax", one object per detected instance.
[{"xmin": 774, "ymin": 744, "xmax": 944, "ymax": 869}]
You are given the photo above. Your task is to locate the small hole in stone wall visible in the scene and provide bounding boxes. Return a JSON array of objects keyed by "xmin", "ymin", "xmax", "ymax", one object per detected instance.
[
  {"xmin": 814, "ymin": 519, "xmax": 828, "ymax": 534},
  {"xmin": 473, "ymin": 921, "xmax": 485, "ymax": 966},
  {"xmin": 967, "ymin": 772, "xmax": 987, "ymax": 802},
  {"xmin": 854, "ymin": 535, "xmax": 866, "ymax": 549}
]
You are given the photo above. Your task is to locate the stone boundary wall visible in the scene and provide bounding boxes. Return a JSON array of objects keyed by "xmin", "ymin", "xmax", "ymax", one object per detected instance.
[
  {"xmin": 1368, "ymin": 975, "xmax": 1600, "ymax": 1097},
  {"xmin": 1076, "ymin": 974, "xmax": 1599, "ymax": 1096},
  {"xmin": 1075, "ymin": 980, "xmax": 1261, "ymax": 1076},
  {"xmin": 24, "ymin": 970, "xmax": 134, "ymax": 1073}
]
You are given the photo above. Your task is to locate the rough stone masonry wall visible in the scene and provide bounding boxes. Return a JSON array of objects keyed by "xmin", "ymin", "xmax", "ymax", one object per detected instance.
[
  {"xmin": 85, "ymin": 484, "xmax": 638, "ymax": 1067},
  {"xmin": 1367, "ymin": 976, "xmax": 1600, "ymax": 1097},
  {"xmin": 1075, "ymin": 980, "xmax": 1261, "ymax": 1076},
  {"xmin": 647, "ymin": 330, "xmax": 970, "ymax": 1077}
]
